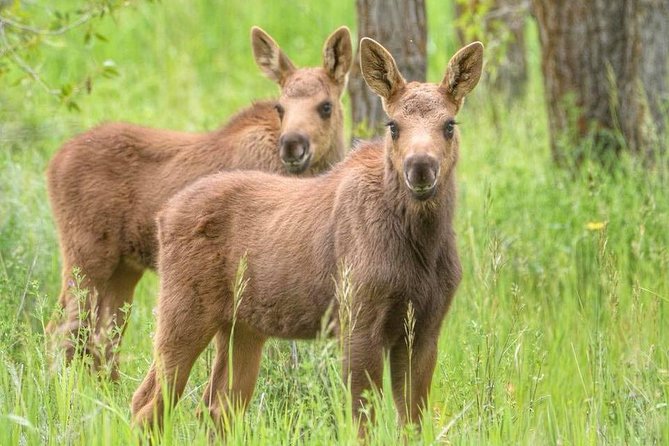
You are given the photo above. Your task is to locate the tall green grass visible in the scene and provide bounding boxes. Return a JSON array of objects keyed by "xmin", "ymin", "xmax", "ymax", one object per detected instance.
[{"xmin": 1, "ymin": 1, "xmax": 668, "ymax": 444}]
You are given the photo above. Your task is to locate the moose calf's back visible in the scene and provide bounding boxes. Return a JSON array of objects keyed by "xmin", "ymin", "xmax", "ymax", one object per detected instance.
[{"xmin": 47, "ymin": 102, "xmax": 286, "ymax": 269}]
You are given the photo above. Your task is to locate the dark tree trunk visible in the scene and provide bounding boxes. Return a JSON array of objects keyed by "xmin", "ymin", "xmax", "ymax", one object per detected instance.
[
  {"xmin": 455, "ymin": 0, "xmax": 529, "ymax": 98},
  {"xmin": 349, "ymin": 0, "xmax": 427, "ymax": 138},
  {"xmin": 532, "ymin": 0, "xmax": 669, "ymax": 165}
]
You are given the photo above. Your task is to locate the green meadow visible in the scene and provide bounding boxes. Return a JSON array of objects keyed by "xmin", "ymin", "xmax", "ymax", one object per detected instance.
[{"xmin": 1, "ymin": 1, "xmax": 667, "ymax": 444}]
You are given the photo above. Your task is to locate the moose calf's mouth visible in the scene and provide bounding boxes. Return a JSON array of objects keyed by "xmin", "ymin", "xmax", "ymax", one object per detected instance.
[
  {"xmin": 404, "ymin": 174, "xmax": 437, "ymax": 200},
  {"xmin": 283, "ymin": 151, "xmax": 312, "ymax": 174}
]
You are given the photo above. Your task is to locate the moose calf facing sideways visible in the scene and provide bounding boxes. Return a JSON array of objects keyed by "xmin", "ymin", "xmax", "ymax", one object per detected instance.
[
  {"xmin": 131, "ymin": 38, "xmax": 483, "ymax": 433},
  {"xmin": 46, "ymin": 26, "xmax": 352, "ymax": 378}
]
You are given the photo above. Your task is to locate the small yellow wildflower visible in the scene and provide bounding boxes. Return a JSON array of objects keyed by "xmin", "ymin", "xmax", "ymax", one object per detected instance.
[{"xmin": 586, "ymin": 221, "xmax": 607, "ymax": 231}]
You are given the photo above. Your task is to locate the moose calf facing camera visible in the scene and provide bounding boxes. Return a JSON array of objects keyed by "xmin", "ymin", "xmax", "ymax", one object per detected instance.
[
  {"xmin": 45, "ymin": 26, "xmax": 352, "ymax": 379},
  {"xmin": 131, "ymin": 38, "xmax": 483, "ymax": 434}
]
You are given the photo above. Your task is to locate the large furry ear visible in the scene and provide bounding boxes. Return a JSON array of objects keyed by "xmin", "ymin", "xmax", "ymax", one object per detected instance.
[
  {"xmin": 440, "ymin": 41, "xmax": 484, "ymax": 110},
  {"xmin": 251, "ymin": 26, "xmax": 296, "ymax": 85},
  {"xmin": 359, "ymin": 37, "xmax": 406, "ymax": 103},
  {"xmin": 322, "ymin": 26, "xmax": 353, "ymax": 87}
]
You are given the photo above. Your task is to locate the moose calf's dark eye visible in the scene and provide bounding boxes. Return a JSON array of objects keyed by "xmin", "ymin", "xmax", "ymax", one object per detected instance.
[
  {"xmin": 318, "ymin": 101, "xmax": 333, "ymax": 119},
  {"xmin": 275, "ymin": 104, "xmax": 285, "ymax": 120},
  {"xmin": 443, "ymin": 120, "xmax": 456, "ymax": 139},
  {"xmin": 387, "ymin": 121, "xmax": 399, "ymax": 140}
]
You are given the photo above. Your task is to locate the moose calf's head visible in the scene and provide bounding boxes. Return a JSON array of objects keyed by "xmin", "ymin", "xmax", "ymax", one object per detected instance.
[
  {"xmin": 252, "ymin": 26, "xmax": 352, "ymax": 174},
  {"xmin": 360, "ymin": 38, "xmax": 483, "ymax": 200}
]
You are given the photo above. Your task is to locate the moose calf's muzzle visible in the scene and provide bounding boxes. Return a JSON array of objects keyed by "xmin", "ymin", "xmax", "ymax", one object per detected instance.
[
  {"xmin": 280, "ymin": 132, "xmax": 311, "ymax": 173},
  {"xmin": 403, "ymin": 153, "xmax": 439, "ymax": 200}
]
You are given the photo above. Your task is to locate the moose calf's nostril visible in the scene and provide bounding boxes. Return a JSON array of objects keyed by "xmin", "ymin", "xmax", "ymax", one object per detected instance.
[{"xmin": 295, "ymin": 144, "xmax": 306, "ymax": 159}]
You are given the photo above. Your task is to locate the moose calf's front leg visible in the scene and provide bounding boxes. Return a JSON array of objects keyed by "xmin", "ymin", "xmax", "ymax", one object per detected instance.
[
  {"xmin": 390, "ymin": 333, "xmax": 438, "ymax": 426},
  {"xmin": 343, "ymin": 334, "xmax": 383, "ymax": 435}
]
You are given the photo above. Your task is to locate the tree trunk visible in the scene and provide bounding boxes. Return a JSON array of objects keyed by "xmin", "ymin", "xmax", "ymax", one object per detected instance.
[
  {"xmin": 349, "ymin": 0, "xmax": 427, "ymax": 138},
  {"xmin": 455, "ymin": 0, "xmax": 529, "ymax": 98},
  {"xmin": 532, "ymin": 0, "xmax": 669, "ymax": 165}
]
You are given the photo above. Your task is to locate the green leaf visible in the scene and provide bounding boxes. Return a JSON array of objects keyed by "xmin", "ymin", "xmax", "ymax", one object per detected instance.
[
  {"xmin": 101, "ymin": 60, "xmax": 119, "ymax": 78},
  {"xmin": 66, "ymin": 100, "xmax": 81, "ymax": 112}
]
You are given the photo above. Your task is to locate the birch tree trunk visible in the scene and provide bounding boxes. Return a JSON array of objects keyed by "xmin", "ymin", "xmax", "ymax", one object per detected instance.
[
  {"xmin": 349, "ymin": 0, "xmax": 427, "ymax": 137},
  {"xmin": 532, "ymin": 0, "xmax": 669, "ymax": 165}
]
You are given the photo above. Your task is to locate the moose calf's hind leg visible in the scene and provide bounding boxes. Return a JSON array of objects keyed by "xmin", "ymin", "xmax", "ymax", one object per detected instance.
[
  {"xmin": 47, "ymin": 261, "xmax": 143, "ymax": 380},
  {"xmin": 91, "ymin": 260, "xmax": 144, "ymax": 379},
  {"xmin": 46, "ymin": 266, "xmax": 100, "ymax": 372},
  {"xmin": 131, "ymin": 296, "xmax": 219, "ymax": 431},
  {"xmin": 131, "ymin": 362, "xmax": 158, "ymax": 416},
  {"xmin": 204, "ymin": 324, "xmax": 265, "ymax": 430},
  {"xmin": 201, "ymin": 328, "xmax": 231, "ymax": 412}
]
